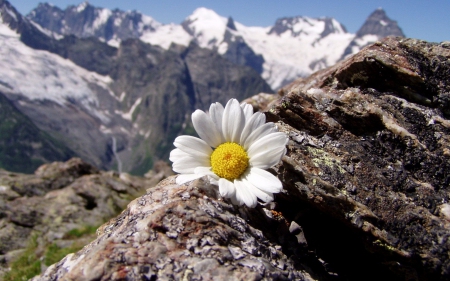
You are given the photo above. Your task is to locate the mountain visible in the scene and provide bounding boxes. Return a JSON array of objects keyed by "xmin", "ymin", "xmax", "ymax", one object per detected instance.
[
  {"xmin": 0, "ymin": 0, "xmax": 271, "ymax": 174},
  {"xmin": 27, "ymin": 2, "xmax": 405, "ymax": 90},
  {"xmin": 26, "ymin": 2, "xmax": 162, "ymax": 47},
  {"xmin": 0, "ymin": 92, "xmax": 75, "ymax": 173},
  {"xmin": 341, "ymin": 8, "xmax": 405, "ymax": 58}
]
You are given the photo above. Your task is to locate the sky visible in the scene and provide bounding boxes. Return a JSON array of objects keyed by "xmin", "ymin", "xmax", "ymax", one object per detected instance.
[{"xmin": 10, "ymin": 0, "xmax": 450, "ymax": 43}]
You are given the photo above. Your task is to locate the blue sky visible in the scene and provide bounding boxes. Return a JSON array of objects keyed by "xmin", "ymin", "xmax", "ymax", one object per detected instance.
[{"xmin": 11, "ymin": 0, "xmax": 450, "ymax": 43}]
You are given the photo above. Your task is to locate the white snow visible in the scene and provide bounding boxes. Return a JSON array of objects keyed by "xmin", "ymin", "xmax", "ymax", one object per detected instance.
[
  {"xmin": 183, "ymin": 7, "xmax": 228, "ymax": 49},
  {"xmin": 0, "ymin": 16, "xmax": 19, "ymax": 37},
  {"xmin": 119, "ymin": 92, "xmax": 126, "ymax": 102},
  {"xmin": 93, "ymin": 8, "xmax": 112, "ymax": 30},
  {"xmin": 380, "ymin": 20, "xmax": 387, "ymax": 26},
  {"xmin": 235, "ymin": 20, "xmax": 354, "ymax": 89},
  {"xmin": 107, "ymin": 36, "xmax": 121, "ymax": 47},
  {"xmin": 5, "ymin": 7, "xmax": 17, "ymax": 21},
  {"xmin": 140, "ymin": 23, "xmax": 191, "ymax": 49},
  {"xmin": 139, "ymin": 14, "xmax": 161, "ymax": 32},
  {"xmin": 116, "ymin": 97, "xmax": 142, "ymax": 121},
  {"xmin": 75, "ymin": 2, "xmax": 88, "ymax": 13},
  {"xmin": 29, "ymin": 20, "xmax": 63, "ymax": 39},
  {"xmin": 354, "ymin": 34, "xmax": 379, "ymax": 47},
  {"xmin": 0, "ymin": 21, "xmax": 113, "ymax": 120}
]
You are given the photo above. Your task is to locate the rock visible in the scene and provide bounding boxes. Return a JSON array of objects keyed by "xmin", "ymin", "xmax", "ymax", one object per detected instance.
[
  {"xmin": 32, "ymin": 37, "xmax": 449, "ymax": 280},
  {"xmin": 0, "ymin": 158, "xmax": 171, "ymax": 278},
  {"xmin": 31, "ymin": 176, "xmax": 316, "ymax": 281},
  {"xmin": 270, "ymin": 37, "xmax": 450, "ymax": 280}
]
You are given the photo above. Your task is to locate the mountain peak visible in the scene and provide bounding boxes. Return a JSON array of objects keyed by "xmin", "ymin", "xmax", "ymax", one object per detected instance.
[
  {"xmin": 226, "ymin": 16, "xmax": 237, "ymax": 31},
  {"xmin": 181, "ymin": 7, "xmax": 228, "ymax": 48},
  {"xmin": 188, "ymin": 7, "xmax": 222, "ymax": 20},
  {"xmin": 74, "ymin": 1, "xmax": 90, "ymax": 13},
  {"xmin": 356, "ymin": 8, "xmax": 405, "ymax": 38}
]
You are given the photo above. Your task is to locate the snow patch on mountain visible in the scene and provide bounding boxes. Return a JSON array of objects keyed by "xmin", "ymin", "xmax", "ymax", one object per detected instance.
[
  {"xmin": 183, "ymin": 7, "xmax": 228, "ymax": 49},
  {"xmin": 140, "ymin": 23, "xmax": 191, "ymax": 49},
  {"xmin": 235, "ymin": 20, "xmax": 354, "ymax": 89},
  {"xmin": 75, "ymin": 1, "xmax": 88, "ymax": 13},
  {"xmin": 0, "ymin": 16, "xmax": 18, "ymax": 36},
  {"xmin": 92, "ymin": 8, "xmax": 111, "ymax": 30},
  {"xmin": 0, "ymin": 21, "xmax": 112, "ymax": 119}
]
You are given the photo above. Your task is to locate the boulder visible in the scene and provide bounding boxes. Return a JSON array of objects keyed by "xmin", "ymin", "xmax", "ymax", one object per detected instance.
[{"xmin": 32, "ymin": 37, "xmax": 450, "ymax": 280}]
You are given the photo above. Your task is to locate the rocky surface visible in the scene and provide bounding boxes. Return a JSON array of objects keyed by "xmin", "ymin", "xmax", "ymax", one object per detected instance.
[
  {"xmin": 0, "ymin": 158, "xmax": 173, "ymax": 278},
  {"xmin": 32, "ymin": 37, "xmax": 449, "ymax": 281}
]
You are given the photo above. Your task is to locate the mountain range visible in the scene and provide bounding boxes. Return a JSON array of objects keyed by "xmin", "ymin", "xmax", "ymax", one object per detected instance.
[
  {"xmin": 27, "ymin": 2, "xmax": 404, "ymax": 89},
  {"xmin": 0, "ymin": 0, "xmax": 405, "ymax": 174}
]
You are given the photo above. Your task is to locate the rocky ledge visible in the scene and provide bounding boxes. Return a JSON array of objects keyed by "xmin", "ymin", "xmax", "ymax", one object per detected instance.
[{"xmin": 31, "ymin": 37, "xmax": 450, "ymax": 280}]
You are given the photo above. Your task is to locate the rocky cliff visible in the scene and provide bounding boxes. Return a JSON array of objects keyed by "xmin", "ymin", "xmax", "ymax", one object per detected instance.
[{"xmin": 27, "ymin": 37, "xmax": 450, "ymax": 280}]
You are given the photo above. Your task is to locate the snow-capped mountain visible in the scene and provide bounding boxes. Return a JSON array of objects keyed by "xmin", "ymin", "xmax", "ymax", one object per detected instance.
[
  {"xmin": 27, "ymin": 2, "xmax": 405, "ymax": 90},
  {"xmin": 341, "ymin": 8, "xmax": 405, "ymax": 58},
  {"xmin": 0, "ymin": 0, "xmax": 271, "ymax": 173}
]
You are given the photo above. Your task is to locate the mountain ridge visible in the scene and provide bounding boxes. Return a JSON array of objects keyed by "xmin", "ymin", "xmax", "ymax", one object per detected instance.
[{"xmin": 26, "ymin": 2, "xmax": 405, "ymax": 90}]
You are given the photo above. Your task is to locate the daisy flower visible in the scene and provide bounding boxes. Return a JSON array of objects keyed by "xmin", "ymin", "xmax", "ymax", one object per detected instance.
[{"xmin": 170, "ymin": 98, "xmax": 288, "ymax": 208}]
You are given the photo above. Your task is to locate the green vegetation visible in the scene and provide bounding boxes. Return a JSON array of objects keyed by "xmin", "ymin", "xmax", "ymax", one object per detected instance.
[
  {"xmin": 63, "ymin": 225, "xmax": 98, "ymax": 239},
  {"xmin": 43, "ymin": 243, "xmax": 82, "ymax": 266},
  {"xmin": 2, "ymin": 235, "xmax": 41, "ymax": 281},
  {"xmin": 3, "ymin": 225, "xmax": 99, "ymax": 281}
]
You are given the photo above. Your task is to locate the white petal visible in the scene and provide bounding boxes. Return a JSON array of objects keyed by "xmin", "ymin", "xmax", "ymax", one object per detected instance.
[
  {"xmin": 234, "ymin": 179, "xmax": 257, "ymax": 207},
  {"xmin": 194, "ymin": 166, "xmax": 217, "ymax": 178},
  {"xmin": 209, "ymin": 102, "xmax": 225, "ymax": 142},
  {"xmin": 171, "ymin": 148, "xmax": 210, "ymax": 164},
  {"xmin": 249, "ymin": 146, "xmax": 286, "ymax": 169},
  {"xmin": 222, "ymin": 99, "xmax": 245, "ymax": 143},
  {"xmin": 242, "ymin": 178, "xmax": 274, "ymax": 203},
  {"xmin": 192, "ymin": 110, "xmax": 222, "ymax": 148},
  {"xmin": 176, "ymin": 174, "xmax": 204, "ymax": 185},
  {"xmin": 218, "ymin": 178, "xmax": 236, "ymax": 198},
  {"xmin": 240, "ymin": 112, "xmax": 266, "ymax": 145},
  {"xmin": 247, "ymin": 132, "xmax": 288, "ymax": 159},
  {"xmin": 174, "ymin": 136, "xmax": 213, "ymax": 158},
  {"xmin": 169, "ymin": 148, "xmax": 190, "ymax": 163},
  {"xmin": 243, "ymin": 122, "xmax": 277, "ymax": 150},
  {"xmin": 245, "ymin": 167, "xmax": 283, "ymax": 193},
  {"xmin": 240, "ymin": 103, "xmax": 253, "ymax": 122},
  {"xmin": 172, "ymin": 158, "xmax": 201, "ymax": 174}
]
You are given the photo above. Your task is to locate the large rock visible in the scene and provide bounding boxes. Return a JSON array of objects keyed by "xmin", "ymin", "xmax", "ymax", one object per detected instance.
[
  {"xmin": 32, "ymin": 176, "xmax": 317, "ymax": 281},
  {"xmin": 270, "ymin": 37, "xmax": 450, "ymax": 280},
  {"xmin": 33, "ymin": 37, "xmax": 449, "ymax": 280}
]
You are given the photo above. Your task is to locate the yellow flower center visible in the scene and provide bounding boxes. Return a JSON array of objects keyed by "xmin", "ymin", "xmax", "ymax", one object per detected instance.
[{"xmin": 210, "ymin": 142, "xmax": 249, "ymax": 181}]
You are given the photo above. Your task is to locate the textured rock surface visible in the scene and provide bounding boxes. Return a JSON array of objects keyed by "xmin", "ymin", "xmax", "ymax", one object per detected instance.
[
  {"xmin": 31, "ymin": 176, "xmax": 317, "ymax": 281},
  {"xmin": 0, "ymin": 158, "xmax": 172, "ymax": 277},
  {"xmin": 33, "ymin": 37, "xmax": 449, "ymax": 280},
  {"xmin": 269, "ymin": 37, "xmax": 450, "ymax": 280}
]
